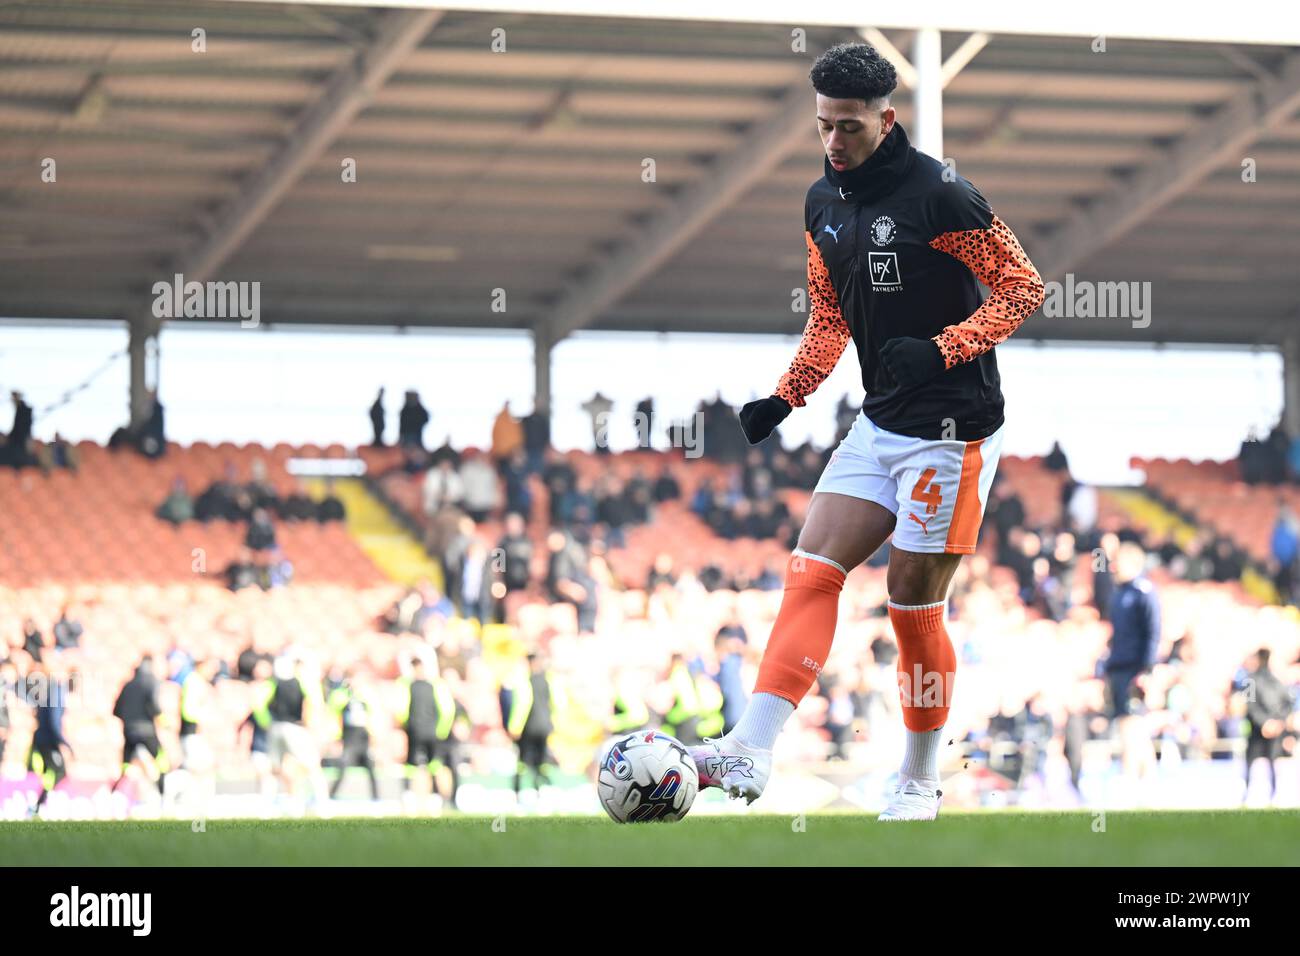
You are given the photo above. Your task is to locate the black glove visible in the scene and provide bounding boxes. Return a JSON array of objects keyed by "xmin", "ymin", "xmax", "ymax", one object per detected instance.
[
  {"xmin": 880, "ymin": 337, "xmax": 945, "ymax": 387},
  {"xmin": 738, "ymin": 395, "xmax": 791, "ymax": 445}
]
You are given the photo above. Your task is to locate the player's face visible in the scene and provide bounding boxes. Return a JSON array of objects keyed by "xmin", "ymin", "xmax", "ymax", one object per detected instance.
[{"xmin": 817, "ymin": 94, "xmax": 895, "ymax": 173}]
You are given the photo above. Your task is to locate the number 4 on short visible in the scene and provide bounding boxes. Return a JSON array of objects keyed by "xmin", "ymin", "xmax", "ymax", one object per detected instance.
[{"xmin": 910, "ymin": 468, "xmax": 942, "ymax": 515}]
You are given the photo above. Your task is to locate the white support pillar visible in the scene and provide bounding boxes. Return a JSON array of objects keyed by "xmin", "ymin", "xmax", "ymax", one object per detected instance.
[
  {"xmin": 912, "ymin": 27, "xmax": 944, "ymax": 160},
  {"xmin": 127, "ymin": 318, "xmax": 158, "ymax": 430}
]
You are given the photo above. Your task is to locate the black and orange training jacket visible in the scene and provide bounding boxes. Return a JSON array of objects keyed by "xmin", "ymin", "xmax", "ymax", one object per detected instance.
[{"xmin": 774, "ymin": 122, "xmax": 1045, "ymax": 442}]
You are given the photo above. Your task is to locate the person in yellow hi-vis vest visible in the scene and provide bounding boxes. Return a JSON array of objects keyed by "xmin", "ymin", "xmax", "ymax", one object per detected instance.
[
  {"xmin": 609, "ymin": 669, "xmax": 650, "ymax": 735},
  {"xmin": 396, "ymin": 654, "xmax": 460, "ymax": 812},
  {"xmin": 694, "ymin": 671, "xmax": 726, "ymax": 741},
  {"xmin": 326, "ymin": 669, "xmax": 379, "ymax": 802},
  {"xmin": 661, "ymin": 654, "xmax": 701, "ymax": 743},
  {"xmin": 502, "ymin": 653, "xmax": 554, "ymax": 802},
  {"xmin": 252, "ymin": 654, "xmax": 328, "ymax": 810}
]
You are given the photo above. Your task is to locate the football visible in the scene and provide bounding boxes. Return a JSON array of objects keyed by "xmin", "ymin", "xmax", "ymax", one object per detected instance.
[{"xmin": 596, "ymin": 730, "xmax": 698, "ymax": 823}]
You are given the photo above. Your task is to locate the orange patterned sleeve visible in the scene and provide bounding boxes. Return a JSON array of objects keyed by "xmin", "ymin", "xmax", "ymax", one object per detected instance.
[
  {"xmin": 928, "ymin": 215, "xmax": 1045, "ymax": 370},
  {"xmin": 775, "ymin": 231, "xmax": 851, "ymax": 407}
]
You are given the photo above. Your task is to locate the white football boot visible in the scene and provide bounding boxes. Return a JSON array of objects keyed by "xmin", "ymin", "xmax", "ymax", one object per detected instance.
[
  {"xmin": 878, "ymin": 774, "xmax": 944, "ymax": 821},
  {"xmin": 689, "ymin": 736, "xmax": 772, "ymax": 804}
]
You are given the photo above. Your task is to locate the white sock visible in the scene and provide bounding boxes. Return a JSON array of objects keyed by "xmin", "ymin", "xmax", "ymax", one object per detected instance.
[
  {"xmin": 901, "ymin": 727, "xmax": 944, "ymax": 786},
  {"xmin": 729, "ymin": 692, "xmax": 795, "ymax": 751}
]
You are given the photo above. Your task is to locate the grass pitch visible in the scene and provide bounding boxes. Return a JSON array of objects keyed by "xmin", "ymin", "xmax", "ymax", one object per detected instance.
[{"xmin": 3, "ymin": 809, "xmax": 1298, "ymax": 866}]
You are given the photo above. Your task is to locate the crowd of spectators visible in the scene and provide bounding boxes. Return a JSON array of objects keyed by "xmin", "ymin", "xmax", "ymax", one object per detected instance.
[
  {"xmin": 1236, "ymin": 421, "xmax": 1300, "ymax": 486},
  {"xmin": 156, "ymin": 462, "xmax": 346, "ymax": 527}
]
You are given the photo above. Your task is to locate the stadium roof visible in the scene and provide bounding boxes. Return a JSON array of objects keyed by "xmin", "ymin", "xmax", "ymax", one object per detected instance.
[{"xmin": 2, "ymin": 0, "xmax": 1299, "ymax": 348}]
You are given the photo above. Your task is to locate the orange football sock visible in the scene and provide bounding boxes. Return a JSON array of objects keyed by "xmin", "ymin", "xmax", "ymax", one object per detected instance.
[
  {"xmin": 888, "ymin": 601, "xmax": 956, "ymax": 732},
  {"xmin": 752, "ymin": 552, "xmax": 846, "ymax": 705}
]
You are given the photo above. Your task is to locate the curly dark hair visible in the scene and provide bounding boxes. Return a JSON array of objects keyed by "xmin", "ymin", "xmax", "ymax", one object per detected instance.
[{"xmin": 809, "ymin": 42, "xmax": 898, "ymax": 103}]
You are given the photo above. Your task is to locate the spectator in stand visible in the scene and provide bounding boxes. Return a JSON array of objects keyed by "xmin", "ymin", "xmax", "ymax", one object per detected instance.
[
  {"xmin": 499, "ymin": 448, "xmax": 532, "ymax": 521},
  {"xmin": 581, "ymin": 391, "xmax": 614, "ymax": 455},
  {"xmin": 624, "ymin": 470, "xmax": 653, "ymax": 523},
  {"xmin": 225, "ymin": 547, "xmax": 259, "ymax": 591},
  {"xmin": 1170, "ymin": 531, "xmax": 1214, "ymax": 583},
  {"xmin": 594, "ymin": 476, "xmax": 632, "ymax": 549},
  {"xmin": 652, "ymin": 463, "xmax": 680, "ymax": 503},
  {"xmin": 1065, "ymin": 481, "xmax": 1098, "ymax": 536},
  {"xmin": 458, "ymin": 450, "xmax": 501, "ymax": 523},
  {"xmin": 754, "ymin": 560, "xmax": 783, "ymax": 591},
  {"xmin": 1010, "ymin": 530, "xmax": 1041, "ymax": 597},
  {"xmin": 1210, "ymin": 536, "xmax": 1247, "ymax": 583},
  {"xmin": 646, "ymin": 552, "xmax": 677, "ymax": 591},
  {"xmin": 1242, "ymin": 647, "xmax": 1295, "ymax": 804},
  {"xmin": 317, "ymin": 480, "xmax": 346, "ymax": 522},
  {"xmin": 458, "ymin": 539, "xmax": 494, "ymax": 622},
  {"xmin": 714, "ymin": 628, "xmax": 749, "ymax": 735},
  {"xmin": 1239, "ymin": 422, "xmax": 1291, "ymax": 485},
  {"xmin": 741, "ymin": 448, "xmax": 774, "ymax": 499},
  {"xmin": 2, "ymin": 391, "xmax": 33, "ymax": 469},
  {"xmin": 237, "ymin": 642, "xmax": 273, "ymax": 682},
  {"xmin": 439, "ymin": 516, "xmax": 476, "ymax": 613},
  {"xmin": 260, "ymin": 548, "xmax": 293, "ymax": 589},
  {"xmin": 1100, "ymin": 541, "xmax": 1161, "ymax": 722},
  {"xmin": 986, "ymin": 477, "xmax": 1026, "ymax": 568},
  {"xmin": 369, "ymin": 388, "xmax": 386, "ymax": 447},
  {"xmin": 491, "ymin": 401, "xmax": 524, "ymax": 463},
  {"xmin": 138, "ymin": 389, "xmax": 166, "ymax": 459},
  {"xmin": 1043, "ymin": 440, "xmax": 1069, "ymax": 473},
  {"xmin": 689, "ymin": 477, "xmax": 716, "ymax": 519},
  {"xmin": 156, "ymin": 477, "xmax": 194, "ymax": 524},
  {"xmin": 52, "ymin": 606, "xmax": 82, "ymax": 651},
  {"xmin": 247, "ymin": 458, "xmax": 280, "ymax": 513},
  {"xmin": 398, "ymin": 389, "xmax": 430, "ymax": 450},
  {"xmin": 1269, "ymin": 503, "xmax": 1299, "ymax": 606},
  {"xmin": 1027, "ymin": 556, "xmax": 1068, "ymax": 622},
  {"xmin": 22, "ymin": 618, "xmax": 46, "ymax": 662},
  {"xmin": 546, "ymin": 530, "xmax": 597, "ymax": 633},
  {"xmin": 423, "ymin": 458, "xmax": 465, "ymax": 517},
  {"xmin": 277, "ymin": 482, "xmax": 317, "ymax": 522},
  {"xmin": 697, "ymin": 562, "xmax": 730, "ymax": 592},
  {"xmin": 428, "ymin": 435, "xmax": 460, "ymax": 469},
  {"xmin": 497, "ymin": 512, "xmax": 534, "ymax": 594},
  {"xmin": 542, "ymin": 453, "xmax": 578, "ymax": 523},
  {"xmin": 381, "ymin": 588, "xmax": 425, "ymax": 635},
  {"xmin": 824, "ymin": 682, "xmax": 857, "ymax": 760},
  {"xmin": 399, "ymin": 444, "xmax": 429, "ymax": 474},
  {"xmin": 195, "ymin": 463, "xmax": 251, "ymax": 522},
  {"xmin": 634, "ymin": 396, "xmax": 655, "ymax": 449},
  {"xmin": 520, "ymin": 406, "xmax": 550, "ymax": 475},
  {"xmin": 245, "ymin": 507, "xmax": 278, "ymax": 552},
  {"xmin": 36, "ymin": 432, "xmax": 78, "ymax": 474},
  {"xmin": 699, "ymin": 392, "xmax": 743, "ymax": 464},
  {"xmin": 1092, "ymin": 531, "xmax": 1120, "ymax": 620}
]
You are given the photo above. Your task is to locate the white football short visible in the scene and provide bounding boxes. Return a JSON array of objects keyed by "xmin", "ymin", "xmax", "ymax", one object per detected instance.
[{"xmin": 813, "ymin": 411, "xmax": 1005, "ymax": 555}]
